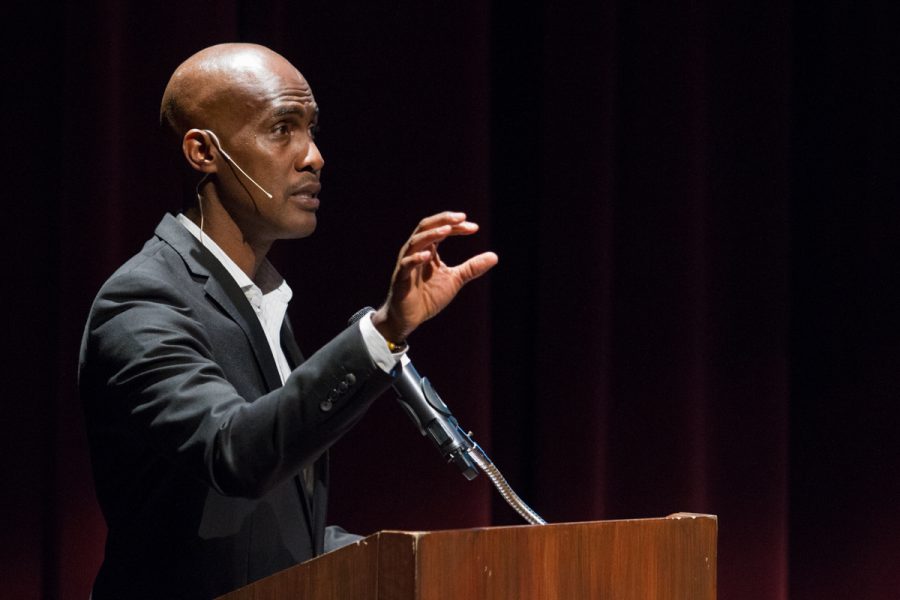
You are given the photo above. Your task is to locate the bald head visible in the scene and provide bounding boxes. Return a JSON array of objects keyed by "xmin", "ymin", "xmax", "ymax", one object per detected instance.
[{"xmin": 160, "ymin": 43, "xmax": 311, "ymax": 140}]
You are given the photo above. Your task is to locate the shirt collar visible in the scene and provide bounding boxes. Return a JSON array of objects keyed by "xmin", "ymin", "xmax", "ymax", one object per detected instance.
[{"xmin": 176, "ymin": 214, "xmax": 292, "ymax": 308}]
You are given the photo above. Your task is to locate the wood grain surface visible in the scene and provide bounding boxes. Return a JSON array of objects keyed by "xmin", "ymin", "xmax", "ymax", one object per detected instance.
[{"xmin": 219, "ymin": 514, "xmax": 717, "ymax": 600}]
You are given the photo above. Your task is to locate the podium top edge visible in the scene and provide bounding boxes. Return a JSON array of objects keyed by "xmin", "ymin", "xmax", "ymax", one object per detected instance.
[{"xmin": 373, "ymin": 514, "xmax": 717, "ymax": 537}]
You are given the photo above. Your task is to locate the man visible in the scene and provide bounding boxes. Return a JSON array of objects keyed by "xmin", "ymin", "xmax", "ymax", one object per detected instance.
[{"xmin": 79, "ymin": 43, "xmax": 497, "ymax": 599}]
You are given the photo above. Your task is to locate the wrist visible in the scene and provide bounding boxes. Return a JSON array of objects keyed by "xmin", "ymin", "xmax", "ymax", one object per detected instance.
[{"xmin": 371, "ymin": 307, "xmax": 407, "ymax": 348}]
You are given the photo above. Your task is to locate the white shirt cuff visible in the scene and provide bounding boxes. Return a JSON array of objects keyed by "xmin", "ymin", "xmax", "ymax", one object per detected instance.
[{"xmin": 358, "ymin": 311, "xmax": 406, "ymax": 373}]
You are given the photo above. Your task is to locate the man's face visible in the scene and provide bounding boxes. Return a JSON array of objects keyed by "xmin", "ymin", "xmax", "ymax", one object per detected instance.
[{"xmin": 212, "ymin": 54, "xmax": 324, "ymax": 243}]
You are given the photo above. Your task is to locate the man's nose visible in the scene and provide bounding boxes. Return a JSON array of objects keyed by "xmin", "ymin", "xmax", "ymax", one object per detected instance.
[{"xmin": 296, "ymin": 139, "xmax": 325, "ymax": 173}]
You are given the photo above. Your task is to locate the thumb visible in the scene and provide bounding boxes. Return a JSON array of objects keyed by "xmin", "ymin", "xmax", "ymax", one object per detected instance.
[{"xmin": 456, "ymin": 252, "xmax": 499, "ymax": 285}]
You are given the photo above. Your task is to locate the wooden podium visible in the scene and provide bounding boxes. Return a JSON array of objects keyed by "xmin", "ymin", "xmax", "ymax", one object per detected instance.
[{"xmin": 218, "ymin": 513, "xmax": 717, "ymax": 600}]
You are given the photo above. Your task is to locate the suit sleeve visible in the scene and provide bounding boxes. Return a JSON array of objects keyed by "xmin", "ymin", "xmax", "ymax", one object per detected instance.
[{"xmin": 80, "ymin": 269, "xmax": 395, "ymax": 499}]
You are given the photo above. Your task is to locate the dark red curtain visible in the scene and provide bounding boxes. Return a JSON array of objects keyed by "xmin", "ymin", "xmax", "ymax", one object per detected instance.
[{"xmin": 4, "ymin": 2, "xmax": 899, "ymax": 599}]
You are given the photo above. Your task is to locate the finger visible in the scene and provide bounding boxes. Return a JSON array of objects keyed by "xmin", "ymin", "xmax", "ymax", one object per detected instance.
[
  {"xmin": 394, "ymin": 250, "xmax": 433, "ymax": 281},
  {"xmin": 405, "ymin": 221, "xmax": 481, "ymax": 254},
  {"xmin": 414, "ymin": 211, "xmax": 467, "ymax": 232},
  {"xmin": 453, "ymin": 251, "xmax": 499, "ymax": 284},
  {"xmin": 421, "ymin": 219, "xmax": 478, "ymax": 236},
  {"xmin": 446, "ymin": 221, "xmax": 480, "ymax": 235},
  {"xmin": 405, "ymin": 225, "xmax": 453, "ymax": 254}
]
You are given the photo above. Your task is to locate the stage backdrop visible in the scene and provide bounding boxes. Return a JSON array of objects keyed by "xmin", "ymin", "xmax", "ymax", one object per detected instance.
[{"xmin": 4, "ymin": 2, "xmax": 900, "ymax": 599}]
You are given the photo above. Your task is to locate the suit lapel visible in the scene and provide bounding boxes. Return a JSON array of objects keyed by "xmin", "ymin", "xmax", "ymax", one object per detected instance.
[
  {"xmin": 155, "ymin": 214, "xmax": 283, "ymax": 393},
  {"xmin": 204, "ymin": 276, "xmax": 283, "ymax": 392}
]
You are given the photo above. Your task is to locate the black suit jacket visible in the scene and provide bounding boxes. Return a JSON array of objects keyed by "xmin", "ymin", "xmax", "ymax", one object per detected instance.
[{"xmin": 79, "ymin": 214, "xmax": 394, "ymax": 599}]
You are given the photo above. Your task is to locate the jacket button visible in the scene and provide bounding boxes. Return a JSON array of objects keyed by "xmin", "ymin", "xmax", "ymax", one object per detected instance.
[
  {"xmin": 345, "ymin": 373, "xmax": 356, "ymax": 385},
  {"xmin": 319, "ymin": 399, "xmax": 333, "ymax": 412}
]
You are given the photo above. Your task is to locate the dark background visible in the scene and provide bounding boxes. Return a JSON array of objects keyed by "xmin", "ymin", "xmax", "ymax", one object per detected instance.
[{"xmin": 4, "ymin": 1, "xmax": 900, "ymax": 599}]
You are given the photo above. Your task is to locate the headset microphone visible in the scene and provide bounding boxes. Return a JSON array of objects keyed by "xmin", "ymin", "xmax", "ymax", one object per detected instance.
[{"xmin": 203, "ymin": 129, "xmax": 274, "ymax": 199}]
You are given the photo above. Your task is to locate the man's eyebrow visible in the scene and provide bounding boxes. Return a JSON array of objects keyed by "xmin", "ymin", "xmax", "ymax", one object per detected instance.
[
  {"xmin": 271, "ymin": 105, "xmax": 319, "ymax": 120},
  {"xmin": 272, "ymin": 106, "xmax": 303, "ymax": 118}
]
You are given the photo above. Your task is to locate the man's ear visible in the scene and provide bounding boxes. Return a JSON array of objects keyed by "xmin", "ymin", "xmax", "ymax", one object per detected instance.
[{"xmin": 182, "ymin": 129, "xmax": 218, "ymax": 173}]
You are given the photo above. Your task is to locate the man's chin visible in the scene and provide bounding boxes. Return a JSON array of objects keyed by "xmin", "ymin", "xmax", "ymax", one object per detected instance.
[{"xmin": 285, "ymin": 216, "xmax": 317, "ymax": 239}]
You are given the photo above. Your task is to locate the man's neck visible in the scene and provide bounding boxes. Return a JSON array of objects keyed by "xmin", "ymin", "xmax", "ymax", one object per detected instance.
[{"xmin": 184, "ymin": 204, "xmax": 271, "ymax": 280}]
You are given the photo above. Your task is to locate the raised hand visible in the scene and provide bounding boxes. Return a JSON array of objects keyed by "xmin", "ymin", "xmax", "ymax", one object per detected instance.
[{"xmin": 371, "ymin": 211, "xmax": 498, "ymax": 344}]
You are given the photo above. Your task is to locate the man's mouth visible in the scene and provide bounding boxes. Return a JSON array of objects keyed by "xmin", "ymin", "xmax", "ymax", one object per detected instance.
[
  {"xmin": 289, "ymin": 181, "xmax": 321, "ymax": 208},
  {"xmin": 290, "ymin": 183, "xmax": 321, "ymax": 197}
]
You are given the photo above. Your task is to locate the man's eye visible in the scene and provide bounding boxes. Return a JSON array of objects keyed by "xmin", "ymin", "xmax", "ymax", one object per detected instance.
[
  {"xmin": 309, "ymin": 124, "xmax": 319, "ymax": 139},
  {"xmin": 274, "ymin": 124, "xmax": 291, "ymax": 136}
]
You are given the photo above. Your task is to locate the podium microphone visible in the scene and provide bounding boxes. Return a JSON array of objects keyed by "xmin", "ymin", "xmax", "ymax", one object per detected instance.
[
  {"xmin": 348, "ymin": 307, "xmax": 478, "ymax": 480},
  {"xmin": 348, "ymin": 307, "xmax": 546, "ymax": 525}
]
